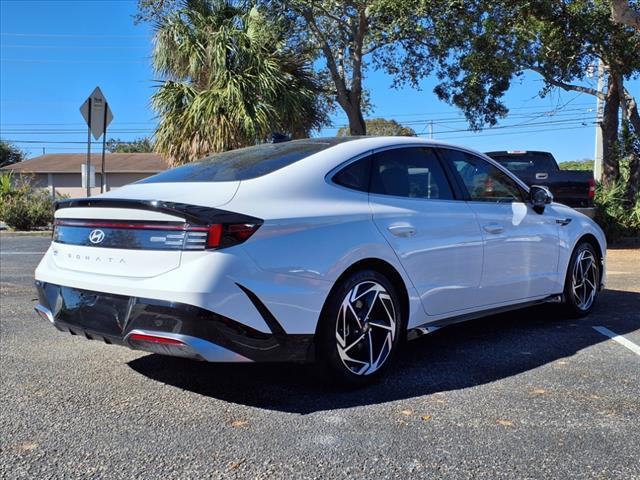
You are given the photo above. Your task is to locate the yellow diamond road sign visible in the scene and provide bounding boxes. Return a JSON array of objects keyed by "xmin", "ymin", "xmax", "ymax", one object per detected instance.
[{"xmin": 79, "ymin": 87, "xmax": 113, "ymax": 140}]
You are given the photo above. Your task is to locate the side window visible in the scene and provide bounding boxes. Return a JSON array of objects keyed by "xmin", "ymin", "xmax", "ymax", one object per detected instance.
[
  {"xmin": 439, "ymin": 149, "xmax": 524, "ymax": 203},
  {"xmin": 370, "ymin": 148, "xmax": 453, "ymax": 200},
  {"xmin": 332, "ymin": 156, "xmax": 372, "ymax": 192}
]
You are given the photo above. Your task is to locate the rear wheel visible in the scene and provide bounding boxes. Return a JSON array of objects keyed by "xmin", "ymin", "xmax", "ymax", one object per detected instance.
[
  {"xmin": 562, "ymin": 242, "xmax": 600, "ymax": 318},
  {"xmin": 316, "ymin": 270, "xmax": 403, "ymax": 387}
]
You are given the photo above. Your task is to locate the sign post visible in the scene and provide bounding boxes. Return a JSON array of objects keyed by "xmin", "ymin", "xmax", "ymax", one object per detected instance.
[{"xmin": 80, "ymin": 87, "xmax": 113, "ymax": 197}]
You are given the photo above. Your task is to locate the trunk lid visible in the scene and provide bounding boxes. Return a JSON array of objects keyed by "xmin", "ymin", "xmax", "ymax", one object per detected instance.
[
  {"xmin": 99, "ymin": 181, "xmax": 240, "ymax": 207},
  {"xmin": 51, "ymin": 182, "xmax": 240, "ymax": 278}
]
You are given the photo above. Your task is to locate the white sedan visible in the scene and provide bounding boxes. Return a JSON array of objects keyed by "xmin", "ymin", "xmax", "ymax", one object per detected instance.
[{"xmin": 34, "ymin": 137, "xmax": 606, "ymax": 386}]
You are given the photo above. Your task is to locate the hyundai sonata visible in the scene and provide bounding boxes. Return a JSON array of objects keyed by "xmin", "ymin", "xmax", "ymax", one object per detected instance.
[{"xmin": 34, "ymin": 137, "xmax": 606, "ymax": 386}]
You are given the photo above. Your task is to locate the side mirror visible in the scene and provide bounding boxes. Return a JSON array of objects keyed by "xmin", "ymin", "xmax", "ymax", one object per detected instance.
[{"xmin": 529, "ymin": 185, "xmax": 553, "ymax": 213}]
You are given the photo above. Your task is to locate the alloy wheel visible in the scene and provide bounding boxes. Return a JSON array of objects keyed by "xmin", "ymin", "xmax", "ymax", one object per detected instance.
[
  {"xmin": 335, "ymin": 281, "xmax": 397, "ymax": 376},
  {"xmin": 571, "ymin": 250, "xmax": 598, "ymax": 311}
]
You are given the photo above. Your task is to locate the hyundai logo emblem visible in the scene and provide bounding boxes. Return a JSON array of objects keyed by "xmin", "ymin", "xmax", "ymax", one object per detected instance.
[{"xmin": 88, "ymin": 229, "xmax": 105, "ymax": 245}]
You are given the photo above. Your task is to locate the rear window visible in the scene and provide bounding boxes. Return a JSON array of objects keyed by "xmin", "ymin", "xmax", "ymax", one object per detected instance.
[
  {"xmin": 486, "ymin": 153, "xmax": 557, "ymax": 173},
  {"xmin": 139, "ymin": 139, "xmax": 351, "ymax": 183}
]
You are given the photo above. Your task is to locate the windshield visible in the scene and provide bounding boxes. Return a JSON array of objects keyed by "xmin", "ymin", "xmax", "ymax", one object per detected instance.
[
  {"xmin": 139, "ymin": 138, "xmax": 353, "ymax": 183},
  {"xmin": 487, "ymin": 153, "xmax": 557, "ymax": 173}
]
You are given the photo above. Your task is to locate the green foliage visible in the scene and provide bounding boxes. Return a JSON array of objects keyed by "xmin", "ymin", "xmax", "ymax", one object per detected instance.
[
  {"xmin": 0, "ymin": 171, "xmax": 15, "ymax": 199},
  {"xmin": 558, "ymin": 160, "xmax": 594, "ymax": 171},
  {"xmin": 336, "ymin": 118, "xmax": 416, "ymax": 137},
  {"xmin": 0, "ymin": 176, "xmax": 58, "ymax": 231},
  {"xmin": 106, "ymin": 137, "xmax": 154, "ymax": 153},
  {"xmin": 393, "ymin": 0, "xmax": 640, "ymax": 129},
  {"xmin": 151, "ymin": 0, "xmax": 327, "ymax": 165},
  {"xmin": 137, "ymin": 1, "xmax": 437, "ymax": 136},
  {"xmin": 594, "ymin": 180, "xmax": 640, "ymax": 242},
  {"xmin": 0, "ymin": 140, "xmax": 26, "ymax": 168},
  {"xmin": 594, "ymin": 125, "xmax": 640, "ymax": 242}
]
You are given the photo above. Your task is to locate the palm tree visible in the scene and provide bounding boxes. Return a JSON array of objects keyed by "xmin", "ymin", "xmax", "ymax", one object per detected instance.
[{"xmin": 152, "ymin": 0, "xmax": 326, "ymax": 165}]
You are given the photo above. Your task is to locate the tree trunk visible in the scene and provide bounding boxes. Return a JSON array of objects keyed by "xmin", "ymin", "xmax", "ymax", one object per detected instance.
[
  {"xmin": 622, "ymin": 87, "xmax": 640, "ymax": 139},
  {"xmin": 620, "ymin": 86, "xmax": 640, "ymax": 202},
  {"xmin": 601, "ymin": 73, "xmax": 621, "ymax": 185},
  {"xmin": 611, "ymin": 0, "xmax": 640, "ymax": 31},
  {"xmin": 346, "ymin": 101, "xmax": 367, "ymax": 136}
]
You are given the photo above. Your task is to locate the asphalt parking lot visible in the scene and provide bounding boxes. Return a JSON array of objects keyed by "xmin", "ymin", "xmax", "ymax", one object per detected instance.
[{"xmin": 1, "ymin": 234, "xmax": 638, "ymax": 479}]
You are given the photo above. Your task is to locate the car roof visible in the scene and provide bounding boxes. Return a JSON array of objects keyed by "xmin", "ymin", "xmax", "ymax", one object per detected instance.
[{"xmin": 309, "ymin": 136, "xmax": 493, "ymax": 166}]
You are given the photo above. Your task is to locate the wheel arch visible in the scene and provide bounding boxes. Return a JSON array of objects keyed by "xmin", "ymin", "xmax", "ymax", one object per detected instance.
[
  {"xmin": 577, "ymin": 233, "xmax": 603, "ymax": 263},
  {"xmin": 570, "ymin": 233, "xmax": 605, "ymax": 287},
  {"xmin": 315, "ymin": 258, "xmax": 410, "ymax": 336}
]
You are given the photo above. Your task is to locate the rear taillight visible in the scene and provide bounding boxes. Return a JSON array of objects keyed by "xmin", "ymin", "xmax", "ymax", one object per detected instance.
[
  {"xmin": 53, "ymin": 219, "xmax": 261, "ymax": 251},
  {"xmin": 191, "ymin": 222, "xmax": 261, "ymax": 249},
  {"xmin": 588, "ymin": 178, "xmax": 596, "ymax": 199}
]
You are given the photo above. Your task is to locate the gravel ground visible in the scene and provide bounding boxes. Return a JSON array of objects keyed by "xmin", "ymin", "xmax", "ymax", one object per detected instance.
[{"xmin": 1, "ymin": 235, "xmax": 639, "ymax": 479}]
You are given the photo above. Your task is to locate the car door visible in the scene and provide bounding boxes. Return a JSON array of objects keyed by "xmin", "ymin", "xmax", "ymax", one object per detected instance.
[
  {"xmin": 438, "ymin": 148, "xmax": 560, "ymax": 306},
  {"xmin": 368, "ymin": 146, "xmax": 484, "ymax": 316}
]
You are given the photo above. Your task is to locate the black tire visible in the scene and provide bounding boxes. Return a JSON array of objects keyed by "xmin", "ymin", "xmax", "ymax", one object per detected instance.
[
  {"xmin": 561, "ymin": 241, "xmax": 601, "ymax": 318},
  {"xmin": 315, "ymin": 269, "xmax": 404, "ymax": 387}
]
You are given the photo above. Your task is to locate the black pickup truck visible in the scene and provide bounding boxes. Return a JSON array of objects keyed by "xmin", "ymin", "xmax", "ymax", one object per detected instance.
[{"xmin": 485, "ymin": 150, "xmax": 595, "ymax": 217}]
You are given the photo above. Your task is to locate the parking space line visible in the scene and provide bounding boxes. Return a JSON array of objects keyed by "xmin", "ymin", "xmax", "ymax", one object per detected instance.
[{"xmin": 593, "ymin": 326, "xmax": 640, "ymax": 356}]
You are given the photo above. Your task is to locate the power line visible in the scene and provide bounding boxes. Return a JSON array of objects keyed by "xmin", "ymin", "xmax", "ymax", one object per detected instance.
[
  {"xmin": 0, "ymin": 44, "xmax": 149, "ymax": 49},
  {"xmin": 329, "ymin": 102, "xmax": 595, "ymax": 123},
  {"xmin": 1, "ymin": 140, "xmax": 150, "ymax": 145},
  {"xmin": 11, "ymin": 125, "xmax": 596, "ymax": 154},
  {"xmin": 434, "ymin": 123, "xmax": 596, "ymax": 141},
  {"xmin": 3, "ymin": 120, "xmax": 596, "ymax": 147},
  {"xmin": 1, "ymin": 129, "xmax": 155, "ymax": 134},
  {"xmin": 0, "ymin": 58, "xmax": 148, "ymax": 64},
  {"xmin": 0, "ymin": 122, "xmax": 155, "ymax": 126},
  {"xmin": 1, "ymin": 32, "xmax": 149, "ymax": 39},
  {"xmin": 1, "ymin": 109, "xmax": 595, "ymax": 131},
  {"xmin": 425, "ymin": 118, "xmax": 597, "ymax": 136}
]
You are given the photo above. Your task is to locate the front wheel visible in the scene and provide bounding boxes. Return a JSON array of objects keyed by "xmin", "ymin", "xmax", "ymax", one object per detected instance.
[
  {"xmin": 562, "ymin": 242, "xmax": 601, "ymax": 318},
  {"xmin": 316, "ymin": 270, "xmax": 403, "ymax": 387}
]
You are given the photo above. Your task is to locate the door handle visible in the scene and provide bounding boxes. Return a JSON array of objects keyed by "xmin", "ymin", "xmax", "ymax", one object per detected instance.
[
  {"xmin": 387, "ymin": 225, "xmax": 416, "ymax": 237},
  {"xmin": 482, "ymin": 223, "xmax": 504, "ymax": 234},
  {"xmin": 556, "ymin": 218, "xmax": 572, "ymax": 226}
]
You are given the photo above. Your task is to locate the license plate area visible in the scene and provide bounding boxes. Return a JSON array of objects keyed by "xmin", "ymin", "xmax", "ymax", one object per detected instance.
[{"xmin": 55, "ymin": 286, "xmax": 134, "ymax": 336}]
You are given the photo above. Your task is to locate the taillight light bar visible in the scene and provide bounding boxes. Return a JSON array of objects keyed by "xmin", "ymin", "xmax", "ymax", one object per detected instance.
[
  {"xmin": 53, "ymin": 219, "xmax": 261, "ymax": 251},
  {"xmin": 588, "ymin": 178, "xmax": 596, "ymax": 200},
  {"xmin": 54, "ymin": 220, "xmax": 187, "ymax": 230}
]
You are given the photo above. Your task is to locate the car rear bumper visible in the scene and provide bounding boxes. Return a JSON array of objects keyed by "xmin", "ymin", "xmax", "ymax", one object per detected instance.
[{"xmin": 35, "ymin": 281, "xmax": 314, "ymax": 363}]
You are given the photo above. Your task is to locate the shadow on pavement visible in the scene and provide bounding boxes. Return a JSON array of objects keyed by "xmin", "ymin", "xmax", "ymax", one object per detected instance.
[{"xmin": 128, "ymin": 288, "xmax": 639, "ymax": 414}]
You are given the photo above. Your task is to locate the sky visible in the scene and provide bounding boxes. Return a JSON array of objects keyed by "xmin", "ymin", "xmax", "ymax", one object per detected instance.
[{"xmin": 1, "ymin": 0, "xmax": 637, "ymax": 163}]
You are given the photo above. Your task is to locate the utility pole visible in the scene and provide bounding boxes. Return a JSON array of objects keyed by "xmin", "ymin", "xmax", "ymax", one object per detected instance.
[
  {"xmin": 86, "ymin": 97, "xmax": 92, "ymax": 197},
  {"xmin": 594, "ymin": 60, "xmax": 605, "ymax": 182},
  {"xmin": 428, "ymin": 121, "xmax": 434, "ymax": 140},
  {"xmin": 101, "ymin": 102, "xmax": 108, "ymax": 193}
]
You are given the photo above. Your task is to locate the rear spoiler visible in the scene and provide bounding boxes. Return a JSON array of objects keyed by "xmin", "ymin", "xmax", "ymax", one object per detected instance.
[{"xmin": 55, "ymin": 198, "xmax": 260, "ymax": 226}]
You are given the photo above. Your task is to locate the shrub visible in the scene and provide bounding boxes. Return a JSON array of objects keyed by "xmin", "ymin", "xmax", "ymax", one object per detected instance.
[
  {"xmin": 594, "ymin": 180, "xmax": 640, "ymax": 242},
  {"xmin": 0, "ymin": 174, "xmax": 59, "ymax": 231},
  {"xmin": 593, "ymin": 124, "xmax": 640, "ymax": 243}
]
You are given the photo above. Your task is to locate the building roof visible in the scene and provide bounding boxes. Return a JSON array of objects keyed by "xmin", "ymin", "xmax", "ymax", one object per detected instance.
[{"xmin": 1, "ymin": 153, "xmax": 170, "ymax": 174}]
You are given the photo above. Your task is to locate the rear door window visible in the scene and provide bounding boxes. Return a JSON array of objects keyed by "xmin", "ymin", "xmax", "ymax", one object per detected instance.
[{"xmin": 370, "ymin": 147, "xmax": 454, "ymax": 200}]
